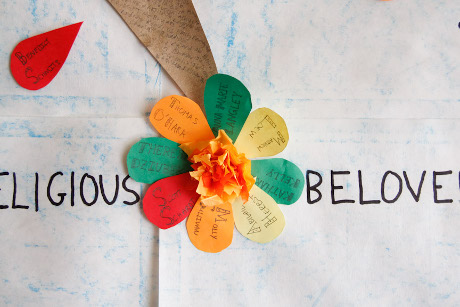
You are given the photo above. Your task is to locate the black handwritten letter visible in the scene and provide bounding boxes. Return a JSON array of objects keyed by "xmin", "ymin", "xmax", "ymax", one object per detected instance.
[
  {"xmin": 122, "ymin": 175, "xmax": 140, "ymax": 205},
  {"xmin": 47, "ymin": 172, "xmax": 66, "ymax": 206},
  {"xmin": 358, "ymin": 170, "xmax": 380, "ymax": 205},
  {"xmin": 12, "ymin": 173, "xmax": 28, "ymax": 209},
  {"xmin": 70, "ymin": 171, "xmax": 75, "ymax": 206},
  {"xmin": 381, "ymin": 171, "xmax": 403, "ymax": 203},
  {"xmin": 15, "ymin": 52, "xmax": 27, "ymax": 65},
  {"xmin": 25, "ymin": 67, "xmax": 39, "ymax": 83},
  {"xmin": 306, "ymin": 170, "xmax": 322, "ymax": 204},
  {"xmin": 99, "ymin": 175, "xmax": 119, "ymax": 205},
  {"xmin": 433, "ymin": 171, "xmax": 453, "ymax": 204},
  {"xmin": 34, "ymin": 173, "xmax": 39, "ymax": 212},
  {"xmin": 403, "ymin": 171, "xmax": 426, "ymax": 202},
  {"xmin": 80, "ymin": 173, "xmax": 99, "ymax": 206},
  {"xmin": 0, "ymin": 172, "xmax": 10, "ymax": 209},
  {"xmin": 331, "ymin": 171, "xmax": 355, "ymax": 204}
]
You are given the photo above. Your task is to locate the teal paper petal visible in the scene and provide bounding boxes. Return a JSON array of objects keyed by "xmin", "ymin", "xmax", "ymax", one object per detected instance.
[
  {"xmin": 127, "ymin": 137, "xmax": 191, "ymax": 184},
  {"xmin": 204, "ymin": 74, "xmax": 252, "ymax": 142},
  {"xmin": 251, "ymin": 158, "xmax": 305, "ymax": 205}
]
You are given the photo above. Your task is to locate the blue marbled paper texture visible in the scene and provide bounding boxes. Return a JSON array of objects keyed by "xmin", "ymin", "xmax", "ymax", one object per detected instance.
[{"xmin": 1, "ymin": 0, "xmax": 460, "ymax": 306}]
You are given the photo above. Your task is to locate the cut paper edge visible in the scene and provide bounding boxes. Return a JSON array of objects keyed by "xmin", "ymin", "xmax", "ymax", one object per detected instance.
[
  {"xmin": 186, "ymin": 199, "xmax": 234, "ymax": 253},
  {"xmin": 127, "ymin": 137, "xmax": 191, "ymax": 184},
  {"xmin": 251, "ymin": 158, "xmax": 305, "ymax": 205},
  {"xmin": 204, "ymin": 73, "xmax": 252, "ymax": 141},
  {"xmin": 149, "ymin": 95, "xmax": 214, "ymax": 144},
  {"xmin": 107, "ymin": 0, "xmax": 217, "ymax": 113},
  {"xmin": 234, "ymin": 108, "xmax": 289, "ymax": 159},
  {"xmin": 233, "ymin": 186, "xmax": 285, "ymax": 243},
  {"xmin": 10, "ymin": 22, "xmax": 83, "ymax": 90},
  {"xmin": 143, "ymin": 173, "xmax": 200, "ymax": 229}
]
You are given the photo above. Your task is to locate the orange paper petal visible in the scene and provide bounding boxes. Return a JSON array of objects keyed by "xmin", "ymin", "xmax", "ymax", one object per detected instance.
[
  {"xmin": 150, "ymin": 95, "xmax": 215, "ymax": 144},
  {"xmin": 186, "ymin": 199, "xmax": 234, "ymax": 253}
]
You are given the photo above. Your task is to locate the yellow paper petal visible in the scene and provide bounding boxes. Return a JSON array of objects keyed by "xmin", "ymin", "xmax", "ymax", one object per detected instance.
[
  {"xmin": 232, "ymin": 185, "xmax": 285, "ymax": 243},
  {"xmin": 150, "ymin": 95, "xmax": 215, "ymax": 144},
  {"xmin": 234, "ymin": 108, "xmax": 289, "ymax": 158},
  {"xmin": 186, "ymin": 199, "xmax": 234, "ymax": 253}
]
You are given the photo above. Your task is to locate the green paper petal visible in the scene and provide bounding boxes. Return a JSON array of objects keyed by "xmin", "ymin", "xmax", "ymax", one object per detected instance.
[
  {"xmin": 204, "ymin": 74, "xmax": 252, "ymax": 142},
  {"xmin": 127, "ymin": 137, "xmax": 191, "ymax": 184},
  {"xmin": 251, "ymin": 158, "xmax": 305, "ymax": 205}
]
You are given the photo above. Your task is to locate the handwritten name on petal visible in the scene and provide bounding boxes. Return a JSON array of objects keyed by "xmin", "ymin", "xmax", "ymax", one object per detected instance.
[
  {"xmin": 204, "ymin": 74, "xmax": 252, "ymax": 142},
  {"xmin": 150, "ymin": 95, "xmax": 215, "ymax": 144},
  {"xmin": 186, "ymin": 199, "xmax": 234, "ymax": 253},
  {"xmin": 127, "ymin": 137, "xmax": 191, "ymax": 184},
  {"xmin": 143, "ymin": 173, "xmax": 200, "ymax": 229},
  {"xmin": 10, "ymin": 22, "xmax": 83, "ymax": 90},
  {"xmin": 251, "ymin": 158, "xmax": 305, "ymax": 205},
  {"xmin": 233, "ymin": 186, "xmax": 285, "ymax": 243},
  {"xmin": 234, "ymin": 108, "xmax": 289, "ymax": 158}
]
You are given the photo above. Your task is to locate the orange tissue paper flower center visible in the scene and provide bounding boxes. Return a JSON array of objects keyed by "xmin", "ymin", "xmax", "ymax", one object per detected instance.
[{"xmin": 180, "ymin": 130, "xmax": 255, "ymax": 207}]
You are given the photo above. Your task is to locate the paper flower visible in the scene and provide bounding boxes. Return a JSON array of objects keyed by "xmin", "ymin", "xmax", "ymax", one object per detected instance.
[
  {"xmin": 127, "ymin": 74, "xmax": 305, "ymax": 253},
  {"xmin": 180, "ymin": 129, "xmax": 255, "ymax": 207}
]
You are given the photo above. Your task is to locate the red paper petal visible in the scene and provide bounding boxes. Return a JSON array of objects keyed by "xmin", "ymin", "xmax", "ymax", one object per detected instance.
[
  {"xmin": 143, "ymin": 173, "xmax": 200, "ymax": 229},
  {"xmin": 10, "ymin": 22, "xmax": 83, "ymax": 90}
]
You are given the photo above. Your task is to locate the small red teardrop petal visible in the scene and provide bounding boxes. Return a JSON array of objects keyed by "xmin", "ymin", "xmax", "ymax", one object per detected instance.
[
  {"xmin": 143, "ymin": 173, "xmax": 200, "ymax": 229},
  {"xmin": 10, "ymin": 22, "xmax": 83, "ymax": 90}
]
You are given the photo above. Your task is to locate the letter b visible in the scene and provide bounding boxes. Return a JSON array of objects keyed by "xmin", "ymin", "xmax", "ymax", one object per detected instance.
[
  {"xmin": 15, "ymin": 52, "xmax": 27, "ymax": 65},
  {"xmin": 306, "ymin": 170, "xmax": 322, "ymax": 204}
]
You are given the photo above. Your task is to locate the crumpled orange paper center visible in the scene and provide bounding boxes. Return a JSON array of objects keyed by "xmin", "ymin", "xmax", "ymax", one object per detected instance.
[{"xmin": 180, "ymin": 130, "xmax": 255, "ymax": 207}]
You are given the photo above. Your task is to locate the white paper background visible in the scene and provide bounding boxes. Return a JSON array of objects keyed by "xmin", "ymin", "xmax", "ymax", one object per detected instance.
[{"xmin": 1, "ymin": 0, "xmax": 460, "ymax": 306}]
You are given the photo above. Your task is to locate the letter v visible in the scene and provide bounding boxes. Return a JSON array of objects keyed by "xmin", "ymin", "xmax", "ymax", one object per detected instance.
[{"xmin": 403, "ymin": 171, "xmax": 426, "ymax": 202}]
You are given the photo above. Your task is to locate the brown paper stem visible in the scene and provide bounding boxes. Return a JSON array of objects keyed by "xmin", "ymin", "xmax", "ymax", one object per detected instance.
[{"xmin": 108, "ymin": 0, "xmax": 218, "ymax": 113}]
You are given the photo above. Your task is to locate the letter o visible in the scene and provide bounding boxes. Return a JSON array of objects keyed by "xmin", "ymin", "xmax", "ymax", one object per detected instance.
[
  {"xmin": 381, "ymin": 171, "xmax": 403, "ymax": 203},
  {"xmin": 80, "ymin": 173, "xmax": 99, "ymax": 206}
]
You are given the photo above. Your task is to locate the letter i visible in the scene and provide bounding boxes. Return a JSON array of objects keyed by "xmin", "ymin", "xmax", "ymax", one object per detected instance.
[
  {"xmin": 71, "ymin": 171, "xmax": 75, "ymax": 206},
  {"xmin": 34, "ymin": 173, "xmax": 39, "ymax": 212}
]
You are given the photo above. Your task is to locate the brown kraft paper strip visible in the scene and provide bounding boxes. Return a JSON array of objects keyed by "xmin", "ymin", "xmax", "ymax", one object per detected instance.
[{"xmin": 108, "ymin": 0, "xmax": 218, "ymax": 113}]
